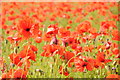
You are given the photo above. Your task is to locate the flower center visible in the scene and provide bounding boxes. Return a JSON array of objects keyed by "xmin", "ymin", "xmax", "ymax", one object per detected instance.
[
  {"xmin": 19, "ymin": 58, "xmax": 22, "ymax": 60},
  {"xmin": 82, "ymin": 63, "xmax": 87, "ymax": 67},
  {"xmin": 25, "ymin": 28, "xmax": 30, "ymax": 31},
  {"xmin": 101, "ymin": 59, "xmax": 105, "ymax": 62}
]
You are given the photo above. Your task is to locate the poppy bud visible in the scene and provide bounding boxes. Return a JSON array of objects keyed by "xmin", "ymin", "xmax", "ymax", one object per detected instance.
[
  {"xmin": 35, "ymin": 69, "xmax": 44, "ymax": 75},
  {"xmin": 101, "ymin": 41, "xmax": 104, "ymax": 44},
  {"xmin": 5, "ymin": 40, "xmax": 8, "ymax": 44},
  {"xmin": 17, "ymin": 46, "xmax": 20, "ymax": 49},
  {"xmin": 107, "ymin": 39, "xmax": 109, "ymax": 41},
  {"xmin": 10, "ymin": 63, "xmax": 15, "ymax": 67}
]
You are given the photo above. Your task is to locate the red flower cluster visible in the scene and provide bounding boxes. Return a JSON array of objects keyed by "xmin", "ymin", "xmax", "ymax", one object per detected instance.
[{"xmin": 1, "ymin": 2, "xmax": 119, "ymax": 79}]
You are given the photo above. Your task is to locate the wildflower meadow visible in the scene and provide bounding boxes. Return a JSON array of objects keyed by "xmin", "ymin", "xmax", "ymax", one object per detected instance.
[{"xmin": 0, "ymin": 2, "xmax": 120, "ymax": 79}]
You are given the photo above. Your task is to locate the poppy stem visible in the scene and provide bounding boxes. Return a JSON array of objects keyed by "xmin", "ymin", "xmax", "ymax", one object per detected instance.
[{"xmin": 99, "ymin": 67, "xmax": 102, "ymax": 78}]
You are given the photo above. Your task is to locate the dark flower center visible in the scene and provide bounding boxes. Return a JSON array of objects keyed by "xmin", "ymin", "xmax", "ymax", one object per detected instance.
[
  {"xmin": 25, "ymin": 28, "xmax": 30, "ymax": 31},
  {"xmin": 101, "ymin": 59, "xmax": 105, "ymax": 62},
  {"xmin": 20, "ymin": 58, "xmax": 22, "ymax": 60},
  {"xmin": 69, "ymin": 41, "xmax": 73, "ymax": 44},
  {"xmin": 82, "ymin": 63, "xmax": 87, "ymax": 67},
  {"xmin": 95, "ymin": 65, "xmax": 99, "ymax": 68}
]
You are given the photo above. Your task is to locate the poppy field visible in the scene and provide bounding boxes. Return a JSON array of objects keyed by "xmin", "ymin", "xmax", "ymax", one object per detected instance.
[{"xmin": 0, "ymin": 2, "xmax": 120, "ymax": 79}]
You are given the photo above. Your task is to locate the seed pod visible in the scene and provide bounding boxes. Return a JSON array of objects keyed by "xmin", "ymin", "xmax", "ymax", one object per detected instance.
[{"xmin": 35, "ymin": 69, "xmax": 44, "ymax": 75}]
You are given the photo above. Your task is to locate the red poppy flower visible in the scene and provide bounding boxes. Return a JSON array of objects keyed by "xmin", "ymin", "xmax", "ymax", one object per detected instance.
[
  {"xmin": 29, "ymin": 45, "xmax": 38, "ymax": 52},
  {"xmin": 46, "ymin": 24, "xmax": 58, "ymax": 35},
  {"xmin": 62, "ymin": 37, "xmax": 78, "ymax": 47},
  {"xmin": 27, "ymin": 50, "xmax": 36, "ymax": 61},
  {"xmin": 9, "ymin": 45, "xmax": 37, "ymax": 66},
  {"xmin": 2, "ymin": 68, "xmax": 27, "ymax": 79},
  {"xmin": 2, "ymin": 73, "xmax": 11, "ymax": 78},
  {"xmin": 100, "ymin": 21, "xmax": 116, "ymax": 30},
  {"xmin": 76, "ymin": 21, "xmax": 91, "ymax": 34},
  {"xmin": 19, "ymin": 46, "xmax": 37, "ymax": 61},
  {"xmin": 68, "ymin": 20, "xmax": 72, "ymax": 24},
  {"xmin": 50, "ymin": 17, "xmax": 56, "ymax": 21},
  {"xmin": 7, "ymin": 36, "xmax": 22, "ymax": 46},
  {"xmin": 43, "ymin": 33, "xmax": 52, "ymax": 42},
  {"xmin": 71, "ymin": 44, "xmax": 82, "ymax": 53},
  {"xmin": 9, "ymin": 53, "xmax": 23, "ymax": 66},
  {"xmin": 112, "ymin": 30, "xmax": 120, "ymax": 41},
  {"xmin": 61, "ymin": 51, "xmax": 74, "ymax": 61},
  {"xmin": 82, "ymin": 45, "xmax": 94, "ymax": 52},
  {"xmin": 13, "ymin": 68, "xmax": 27, "ymax": 78},
  {"xmin": 40, "ymin": 44, "xmax": 64, "ymax": 57},
  {"xmin": 35, "ymin": 37, "xmax": 42, "ymax": 43},
  {"xmin": 97, "ymin": 45, "xmax": 106, "ymax": 50},
  {"xmin": 63, "ymin": 51, "xmax": 75, "ymax": 67},
  {"xmin": 40, "ymin": 44, "xmax": 57, "ymax": 57},
  {"xmin": 112, "ymin": 48, "xmax": 119, "ymax": 55},
  {"xmin": 9, "ymin": 52, "xmax": 33, "ymax": 67},
  {"xmin": 96, "ymin": 52, "xmax": 112, "ymax": 65},
  {"xmin": 89, "ymin": 27, "xmax": 97, "ymax": 34},
  {"xmin": 93, "ymin": 59, "xmax": 103, "ymax": 68},
  {"xmin": 74, "ymin": 57, "xmax": 94, "ymax": 72},
  {"xmin": 18, "ymin": 17, "xmax": 39, "ymax": 39},
  {"xmin": 58, "ymin": 27, "xmax": 70, "ymax": 38},
  {"xmin": 22, "ymin": 45, "xmax": 38, "ymax": 53},
  {"xmin": 1, "ymin": 69, "xmax": 12, "ymax": 78}
]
